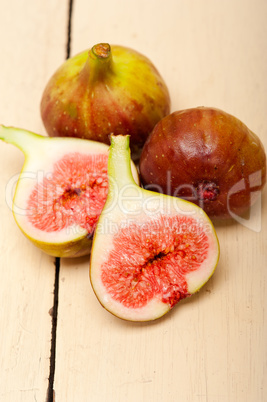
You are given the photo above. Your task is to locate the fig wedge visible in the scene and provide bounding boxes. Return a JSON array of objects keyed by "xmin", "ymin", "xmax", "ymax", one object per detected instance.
[
  {"xmin": 0, "ymin": 125, "xmax": 139, "ymax": 257},
  {"xmin": 90, "ymin": 135, "xmax": 220, "ymax": 321}
]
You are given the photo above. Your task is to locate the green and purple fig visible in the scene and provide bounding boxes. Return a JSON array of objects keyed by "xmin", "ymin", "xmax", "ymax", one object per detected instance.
[{"xmin": 40, "ymin": 43, "xmax": 171, "ymax": 160}]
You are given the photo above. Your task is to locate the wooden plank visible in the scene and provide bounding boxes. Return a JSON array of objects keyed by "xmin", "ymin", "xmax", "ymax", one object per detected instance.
[
  {"xmin": 55, "ymin": 0, "xmax": 267, "ymax": 401},
  {"xmin": 0, "ymin": 0, "xmax": 68, "ymax": 401}
]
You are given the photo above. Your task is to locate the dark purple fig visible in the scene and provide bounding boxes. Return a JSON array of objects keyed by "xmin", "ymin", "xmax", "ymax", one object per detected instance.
[{"xmin": 139, "ymin": 107, "xmax": 266, "ymax": 219}]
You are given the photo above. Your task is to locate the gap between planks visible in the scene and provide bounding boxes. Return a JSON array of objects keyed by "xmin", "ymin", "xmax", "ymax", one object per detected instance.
[{"xmin": 46, "ymin": 1, "xmax": 74, "ymax": 401}]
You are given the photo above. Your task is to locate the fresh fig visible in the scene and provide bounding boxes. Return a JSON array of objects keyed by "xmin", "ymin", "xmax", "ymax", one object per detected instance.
[
  {"xmin": 90, "ymin": 135, "xmax": 219, "ymax": 322},
  {"xmin": 40, "ymin": 43, "xmax": 171, "ymax": 160},
  {"xmin": 139, "ymin": 107, "xmax": 266, "ymax": 219},
  {"xmin": 0, "ymin": 125, "xmax": 139, "ymax": 257}
]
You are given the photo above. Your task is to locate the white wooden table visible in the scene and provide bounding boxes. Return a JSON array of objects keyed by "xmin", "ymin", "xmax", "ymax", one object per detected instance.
[{"xmin": 0, "ymin": 1, "xmax": 266, "ymax": 401}]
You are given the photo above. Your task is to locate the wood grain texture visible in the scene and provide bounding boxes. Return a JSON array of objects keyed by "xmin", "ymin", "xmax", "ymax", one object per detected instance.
[
  {"xmin": 0, "ymin": 0, "xmax": 266, "ymax": 401},
  {"xmin": 0, "ymin": 0, "xmax": 68, "ymax": 401},
  {"xmin": 55, "ymin": 0, "xmax": 267, "ymax": 401}
]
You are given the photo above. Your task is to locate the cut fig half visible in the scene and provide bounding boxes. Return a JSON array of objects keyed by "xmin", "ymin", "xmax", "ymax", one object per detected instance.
[
  {"xmin": 0, "ymin": 125, "xmax": 139, "ymax": 257},
  {"xmin": 90, "ymin": 135, "xmax": 220, "ymax": 322}
]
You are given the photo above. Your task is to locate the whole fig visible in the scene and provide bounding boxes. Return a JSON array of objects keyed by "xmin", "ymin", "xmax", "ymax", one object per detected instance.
[
  {"xmin": 139, "ymin": 107, "xmax": 266, "ymax": 219},
  {"xmin": 40, "ymin": 43, "xmax": 170, "ymax": 159}
]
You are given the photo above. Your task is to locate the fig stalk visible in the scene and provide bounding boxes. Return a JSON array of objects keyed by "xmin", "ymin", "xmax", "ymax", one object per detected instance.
[
  {"xmin": 108, "ymin": 135, "xmax": 133, "ymax": 191},
  {"xmin": 81, "ymin": 43, "xmax": 114, "ymax": 85},
  {"xmin": 0, "ymin": 125, "xmax": 42, "ymax": 155}
]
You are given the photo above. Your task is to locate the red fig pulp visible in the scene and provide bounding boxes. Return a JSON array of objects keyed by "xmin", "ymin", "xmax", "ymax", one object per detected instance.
[
  {"xmin": 40, "ymin": 43, "xmax": 171, "ymax": 159},
  {"xmin": 139, "ymin": 107, "xmax": 266, "ymax": 219}
]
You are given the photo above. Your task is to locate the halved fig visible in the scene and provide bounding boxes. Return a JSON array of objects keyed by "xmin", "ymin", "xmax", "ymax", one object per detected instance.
[
  {"xmin": 90, "ymin": 135, "xmax": 220, "ymax": 322},
  {"xmin": 0, "ymin": 125, "xmax": 139, "ymax": 257}
]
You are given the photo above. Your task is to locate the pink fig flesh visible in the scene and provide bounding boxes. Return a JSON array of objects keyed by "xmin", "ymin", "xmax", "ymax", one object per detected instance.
[
  {"xmin": 100, "ymin": 215, "xmax": 211, "ymax": 310},
  {"xmin": 27, "ymin": 152, "xmax": 108, "ymax": 236}
]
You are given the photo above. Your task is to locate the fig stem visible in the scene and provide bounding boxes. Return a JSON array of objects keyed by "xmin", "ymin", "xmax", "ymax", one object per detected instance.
[
  {"xmin": 82, "ymin": 43, "xmax": 114, "ymax": 84},
  {"xmin": 108, "ymin": 135, "xmax": 136, "ymax": 192},
  {"xmin": 0, "ymin": 125, "xmax": 43, "ymax": 157}
]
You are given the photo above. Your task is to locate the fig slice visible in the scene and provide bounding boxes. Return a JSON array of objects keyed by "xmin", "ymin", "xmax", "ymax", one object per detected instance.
[
  {"xmin": 90, "ymin": 135, "xmax": 220, "ymax": 322},
  {"xmin": 0, "ymin": 125, "xmax": 139, "ymax": 257}
]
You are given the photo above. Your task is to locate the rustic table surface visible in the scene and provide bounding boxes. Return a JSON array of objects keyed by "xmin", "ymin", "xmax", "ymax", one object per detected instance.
[{"xmin": 0, "ymin": 1, "xmax": 266, "ymax": 401}]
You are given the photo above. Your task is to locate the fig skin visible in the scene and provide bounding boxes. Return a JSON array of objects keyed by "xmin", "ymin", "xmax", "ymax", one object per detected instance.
[
  {"xmin": 139, "ymin": 107, "xmax": 266, "ymax": 219},
  {"xmin": 40, "ymin": 43, "xmax": 170, "ymax": 160}
]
